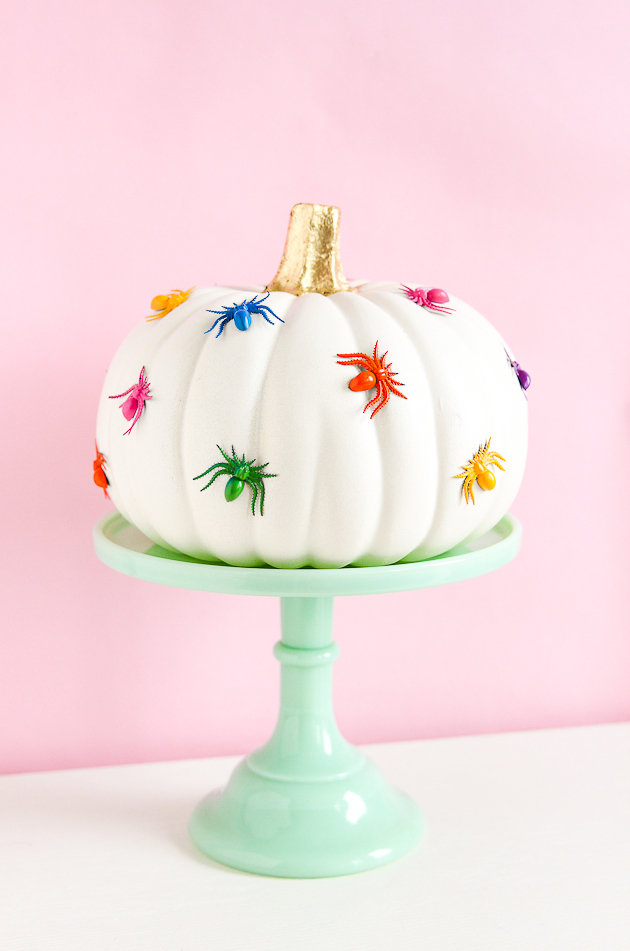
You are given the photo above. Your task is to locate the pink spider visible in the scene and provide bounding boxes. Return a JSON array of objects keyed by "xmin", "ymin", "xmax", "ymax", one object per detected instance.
[
  {"xmin": 109, "ymin": 366, "xmax": 152, "ymax": 434},
  {"xmin": 401, "ymin": 285, "xmax": 454, "ymax": 315}
]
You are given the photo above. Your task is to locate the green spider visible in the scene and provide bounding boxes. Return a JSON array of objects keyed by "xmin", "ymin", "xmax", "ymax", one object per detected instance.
[{"xmin": 193, "ymin": 445, "xmax": 277, "ymax": 515}]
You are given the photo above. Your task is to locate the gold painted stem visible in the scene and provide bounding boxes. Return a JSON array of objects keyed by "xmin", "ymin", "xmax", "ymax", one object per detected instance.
[{"xmin": 267, "ymin": 203, "xmax": 355, "ymax": 296}]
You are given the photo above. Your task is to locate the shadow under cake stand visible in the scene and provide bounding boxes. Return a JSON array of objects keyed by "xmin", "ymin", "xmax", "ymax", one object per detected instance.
[{"xmin": 94, "ymin": 512, "xmax": 521, "ymax": 878}]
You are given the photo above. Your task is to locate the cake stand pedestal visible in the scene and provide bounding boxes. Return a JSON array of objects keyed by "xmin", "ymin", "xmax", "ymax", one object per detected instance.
[{"xmin": 94, "ymin": 513, "xmax": 521, "ymax": 878}]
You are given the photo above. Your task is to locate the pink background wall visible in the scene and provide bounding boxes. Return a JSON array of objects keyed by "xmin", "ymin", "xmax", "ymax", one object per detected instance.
[{"xmin": 1, "ymin": 0, "xmax": 629, "ymax": 774}]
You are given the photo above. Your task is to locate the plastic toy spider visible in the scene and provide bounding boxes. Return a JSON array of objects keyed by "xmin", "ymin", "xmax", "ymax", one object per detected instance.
[
  {"xmin": 93, "ymin": 441, "xmax": 109, "ymax": 498},
  {"xmin": 336, "ymin": 341, "xmax": 407, "ymax": 419},
  {"xmin": 455, "ymin": 438, "xmax": 506, "ymax": 505},
  {"xmin": 109, "ymin": 366, "xmax": 152, "ymax": 435},
  {"xmin": 193, "ymin": 445, "xmax": 277, "ymax": 515},
  {"xmin": 205, "ymin": 293, "xmax": 283, "ymax": 337},
  {"xmin": 401, "ymin": 285, "xmax": 453, "ymax": 315},
  {"xmin": 505, "ymin": 349, "xmax": 531, "ymax": 392},
  {"xmin": 146, "ymin": 287, "xmax": 194, "ymax": 321}
]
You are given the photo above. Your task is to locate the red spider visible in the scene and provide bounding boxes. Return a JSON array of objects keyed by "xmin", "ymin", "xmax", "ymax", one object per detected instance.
[
  {"xmin": 337, "ymin": 341, "xmax": 407, "ymax": 419},
  {"xmin": 109, "ymin": 366, "xmax": 152, "ymax": 434},
  {"xmin": 401, "ymin": 285, "xmax": 453, "ymax": 314},
  {"xmin": 93, "ymin": 441, "xmax": 109, "ymax": 498}
]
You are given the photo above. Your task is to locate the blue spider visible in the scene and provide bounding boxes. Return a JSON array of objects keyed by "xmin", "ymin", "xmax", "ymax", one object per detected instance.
[{"xmin": 204, "ymin": 293, "xmax": 283, "ymax": 337}]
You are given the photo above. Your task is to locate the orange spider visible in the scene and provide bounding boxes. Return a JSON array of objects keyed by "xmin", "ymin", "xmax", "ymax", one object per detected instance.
[
  {"xmin": 337, "ymin": 341, "xmax": 407, "ymax": 419},
  {"xmin": 146, "ymin": 287, "xmax": 194, "ymax": 321},
  {"xmin": 93, "ymin": 441, "xmax": 109, "ymax": 498},
  {"xmin": 455, "ymin": 438, "xmax": 506, "ymax": 504}
]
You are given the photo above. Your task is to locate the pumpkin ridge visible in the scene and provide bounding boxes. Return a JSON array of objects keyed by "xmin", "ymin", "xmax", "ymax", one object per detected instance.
[
  {"xmin": 404, "ymin": 299, "xmax": 466, "ymax": 557},
  {"xmin": 180, "ymin": 288, "xmax": 270, "ymax": 560},
  {"xmin": 134, "ymin": 309, "xmax": 202, "ymax": 552},
  {"xmin": 151, "ymin": 296, "xmax": 232, "ymax": 554},
  {"xmin": 436, "ymin": 303, "xmax": 516, "ymax": 542},
  {"xmin": 327, "ymin": 291, "xmax": 384, "ymax": 565},
  {"xmin": 361, "ymin": 288, "xmax": 441, "ymax": 560},
  {"xmin": 353, "ymin": 290, "xmax": 420, "ymax": 563},
  {"xmin": 249, "ymin": 292, "xmax": 289, "ymax": 560},
  {"xmin": 107, "ymin": 307, "xmax": 186, "ymax": 543},
  {"xmin": 256, "ymin": 294, "xmax": 324, "ymax": 567},
  {"xmin": 179, "ymin": 316, "xmax": 216, "ymax": 557}
]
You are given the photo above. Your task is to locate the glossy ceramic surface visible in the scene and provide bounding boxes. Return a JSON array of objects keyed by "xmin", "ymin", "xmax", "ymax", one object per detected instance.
[
  {"xmin": 93, "ymin": 513, "xmax": 521, "ymax": 877},
  {"xmin": 94, "ymin": 512, "xmax": 521, "ymax": 597}
]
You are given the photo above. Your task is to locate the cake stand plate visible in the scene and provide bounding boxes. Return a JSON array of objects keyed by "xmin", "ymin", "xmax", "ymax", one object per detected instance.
[{"xmin": 94, "ymin": 513, "xmax": 521, "ymax": 878}]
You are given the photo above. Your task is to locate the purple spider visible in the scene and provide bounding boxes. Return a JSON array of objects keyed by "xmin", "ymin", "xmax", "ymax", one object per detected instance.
[
  {"xmin": 109, "ymin": 366, "xmax": 152, "ymax": 434},
  {"xmin": 401, "ymin": 285, "xmax": 454, "ymax": 315},
  {"xmin": 205, "ymin": 293, "xmax": 283, "ymax": 337},
  {"xmin": 505, "ymin": 350, "xmax": 531, "ymax": 393}
]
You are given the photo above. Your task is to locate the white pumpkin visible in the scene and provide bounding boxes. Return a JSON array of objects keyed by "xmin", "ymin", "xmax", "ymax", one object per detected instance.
[{"xmin": 96, "ymin": 204, "xmax": 528, "ymax": 568}]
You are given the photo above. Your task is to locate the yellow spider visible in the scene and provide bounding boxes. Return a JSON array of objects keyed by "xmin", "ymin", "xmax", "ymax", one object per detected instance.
[
  {"xmin": 455, "ymin": 437, "xmax": 506, "ymax": 505},
  {"xmin": 146, "ymin": 287, "xmax": 194, "ymax": 321}
]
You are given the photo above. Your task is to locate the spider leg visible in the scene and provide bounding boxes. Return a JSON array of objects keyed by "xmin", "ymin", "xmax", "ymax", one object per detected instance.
[
  {"xmin": 256, "ymin": 309, "xmax": 276, "ymax": 325},
  {"xmin": 365, "ymin": 381, "xmax": 384, "ymax": 416},
  {"xmin": 387, "ymin": 381, "xmax": 407, "ymax": 399},
  {"xmin": 214, "ymin": 316, "xmax": 233, "ymax": 338},
  {"xmin": 370, "ymin": 385, "xmax": 390, "ymax": 418},
  {"xmin": 198, "ymin": 468, "xmax": 230, "ymax": 491},
  {"xmin": 194, "ymin": 461, "xmax": 227, "ymax": 480},
  {"xmin": 337, "ymin": 351, "xmax": 372, "ymax": 361},
  {"xmin": 337, "ymin": 359, "xmax": 369, "ymax": 371},
  {"xmin": 257, "ymin": 304, "xmax": 283, "ymax": 322},
  {"xmin": 123, "ymin": 405, "xmax": 142, "ymax": 435},
  {"xmin": 109, "ymin": 384, "xmax": 135, "ymax": 399},
  {"xmin": 204, "ymin": 316, "xmax": 222, "ymax": 335},
  {"xmin": 364, "ymin": 391, "xmax": 381, "ymax": 414},
  {"xmin": 249, "ymin": 479, "xmax": 259, "ymax": 516},
  {"xmin": 459, "ymin": 474, "xmax": 469, "ymax": 504},
  {"xmin": 214, "ymin": 445, "xmax": 232, "ymax": 464},
  {"xmin": 363, "ymin": 360, "xmax": 380, "ymax": 376}
]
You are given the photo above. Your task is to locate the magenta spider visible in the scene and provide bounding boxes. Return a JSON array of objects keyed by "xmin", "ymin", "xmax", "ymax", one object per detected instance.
[
  {"xmin": 109, "ymin": 366, "xmax": 152, "ymax": 434},
  {"xmin": 401, "ymin": 285, "xmax": 454, "ymax": 315}
]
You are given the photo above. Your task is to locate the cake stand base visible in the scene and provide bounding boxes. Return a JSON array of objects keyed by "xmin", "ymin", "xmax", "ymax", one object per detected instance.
[
  {"xmin": 94, "ymin": 512, "xmax": 521, "ymax": 878},
  {"xmin": 190, "ymin": 759, "xmax": 421, "ymax": 878}
]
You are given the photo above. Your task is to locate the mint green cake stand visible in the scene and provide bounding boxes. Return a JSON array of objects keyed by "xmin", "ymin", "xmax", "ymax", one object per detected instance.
[{"xmin": 94, "ymin": 512, "xmax": 521, "ymax": 878}]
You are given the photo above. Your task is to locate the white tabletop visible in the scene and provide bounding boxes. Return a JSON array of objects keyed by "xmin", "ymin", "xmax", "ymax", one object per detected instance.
[{"xmin": 1, "ymin": 723, "xmax": 628, "ymax": 950}]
